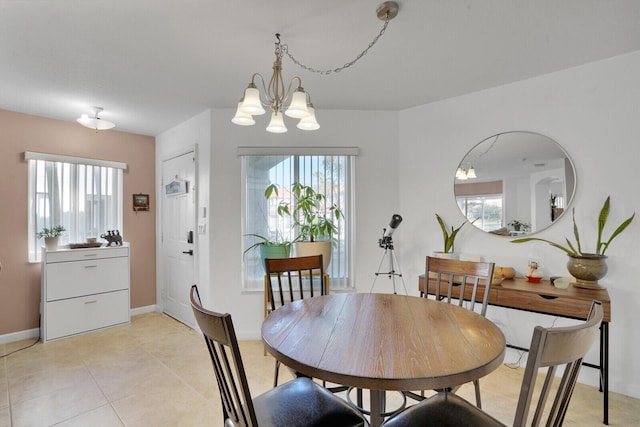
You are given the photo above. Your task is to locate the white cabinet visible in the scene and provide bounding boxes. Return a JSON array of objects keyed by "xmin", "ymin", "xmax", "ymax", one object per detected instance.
[{"xmin": 41, "ymin": 244, "xmax": 130, "ymax": 342}]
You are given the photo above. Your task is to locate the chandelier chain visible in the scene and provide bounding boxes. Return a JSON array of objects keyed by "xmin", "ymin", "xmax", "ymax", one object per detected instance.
[{"xmin": 282, "ymin": 18, "xmax": 391, "ymax": 75}]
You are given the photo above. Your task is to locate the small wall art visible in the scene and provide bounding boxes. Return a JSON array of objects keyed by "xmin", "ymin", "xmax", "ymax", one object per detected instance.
[{"xmin": 133, "ymin": 194, "xmax": 149, "ymax": 212}]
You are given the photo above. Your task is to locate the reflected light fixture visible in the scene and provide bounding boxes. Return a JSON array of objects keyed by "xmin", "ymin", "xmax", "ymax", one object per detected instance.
[
  {"xmin": 232, "ymin": 1, "xmax": 399, "ymax": 134},
  {"xmin": 456, "ymin": 165, "xmax": 477, "ymax": 180},
  {"xmin": 77, "ymin": 106, "xmax": 116, "ymax": 131}
]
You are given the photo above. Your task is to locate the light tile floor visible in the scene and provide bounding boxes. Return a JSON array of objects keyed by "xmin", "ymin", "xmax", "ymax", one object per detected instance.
[{"xmin": 0, "ymin": 312, "xmax": 638, "ymax": 426}]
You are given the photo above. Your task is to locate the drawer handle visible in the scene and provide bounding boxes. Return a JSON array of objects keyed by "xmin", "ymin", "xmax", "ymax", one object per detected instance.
[
  {"xmin": 84, "ymin": 253, "xmax": 98, "ymax": 257},
  {"xmin": 85, "ymin": 265, "xmax": 98, "ymax": 269},
  {"xmin": 539, "ymin": 295, "xmax": 558, "ymax": 300},
  {"xmin": 84, "ymin": 300, "xmax": 98, "ymax": 304}
]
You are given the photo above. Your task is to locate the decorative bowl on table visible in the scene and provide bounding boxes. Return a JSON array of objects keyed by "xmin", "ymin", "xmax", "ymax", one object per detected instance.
[{"xmin": 552, "ymin": 277, "xmax": 572, "ymax": 289}]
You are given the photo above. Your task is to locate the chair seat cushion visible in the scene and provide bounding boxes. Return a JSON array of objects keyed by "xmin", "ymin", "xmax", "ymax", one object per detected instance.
[
  {"xmin": 382, "ymin": 391, "xmax": 506, "ymax": 427},
  {"xmin": 253, "ymin": 377, "xmax": 365, "ymax": 427}
]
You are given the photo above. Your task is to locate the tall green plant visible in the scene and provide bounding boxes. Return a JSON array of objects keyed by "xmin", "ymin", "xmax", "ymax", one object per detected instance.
[
  {"xmin": 290, "ymin": 182, "xmax": 343, "ymax": 242},
  {"xmin": 511, "ymin": 196, "xmax": 634, "ymax": 256},
  {"xmin": 435, "ymin": 214, "xmax": 466, "ymax": 253}
]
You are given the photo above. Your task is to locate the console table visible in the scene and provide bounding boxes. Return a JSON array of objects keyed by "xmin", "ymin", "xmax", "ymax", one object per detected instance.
[{"xmin": 418, "ymin": 275, "xmax": 611, "ymax": 425}]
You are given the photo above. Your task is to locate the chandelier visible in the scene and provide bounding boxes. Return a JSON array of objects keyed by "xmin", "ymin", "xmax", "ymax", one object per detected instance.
[{"xmin": 232, "ymin": 2, "xmax": 399, "ymax": 133}]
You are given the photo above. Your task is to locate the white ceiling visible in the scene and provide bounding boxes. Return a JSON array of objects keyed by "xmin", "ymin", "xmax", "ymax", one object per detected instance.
[{"xmin": 2, "ymin": 1, "xmax": 640, "ymax": 136}]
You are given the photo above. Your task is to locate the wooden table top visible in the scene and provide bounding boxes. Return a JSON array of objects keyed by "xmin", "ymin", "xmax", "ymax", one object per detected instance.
[{"xmin": 262, "ymin": 293, "xmax": 506, "ymax": 392}]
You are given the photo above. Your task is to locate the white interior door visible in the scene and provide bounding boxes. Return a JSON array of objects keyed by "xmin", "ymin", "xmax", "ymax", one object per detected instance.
[{"xmin": 161, "ymin": 151, "xmax": 196, "ymax": 327}]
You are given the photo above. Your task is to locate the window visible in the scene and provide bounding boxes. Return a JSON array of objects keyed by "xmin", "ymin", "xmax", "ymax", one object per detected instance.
[
  {"xmin": 242, "ymin": 153, "xmax": 354, "ymax": 290},
  {"xmin": 26, "ymin": 152, "xmax": 125, "ymax": 262},
  {"xmin": 457, "ymin": 194, "xmax": 503, "ymax": 231}
]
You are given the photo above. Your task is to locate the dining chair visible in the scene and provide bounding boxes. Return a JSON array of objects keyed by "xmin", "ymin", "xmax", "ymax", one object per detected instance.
[
  {"xmin": 383, "ymin": 300, "xmax": 604, "ymax": 427},
  {"xmin": 264, "ymin": 254, "xmax": 328, "ymax": 387},
  {"xmin": 189, "ymin": 285, "xmax": 366, "ymax": 427},
  {"xmin": 408, "ymin": 256, "xmax": 496, "ymax": 407}
]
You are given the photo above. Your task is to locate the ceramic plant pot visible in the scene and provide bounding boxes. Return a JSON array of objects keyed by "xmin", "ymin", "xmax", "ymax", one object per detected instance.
[
  {"xmin": 293, "ymin": 241, "xmax": 332, "ymax": 271},
  {"xmin": 567, "ymin": 254, "xmax": 608, "ymax": 289},
  {"xmin": 44, "ymin": 236, "xmax": 59, "ymax": 250},
  {"xmin": 259, "ymin": 244, "xmax": 290, "ymax": 271}
]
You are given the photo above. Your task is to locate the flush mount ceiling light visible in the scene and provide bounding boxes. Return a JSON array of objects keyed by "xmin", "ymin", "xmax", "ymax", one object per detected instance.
[
  {"xmin": 232, "ymin": 1, "xmax": 399, "ymax": 133},
  {"xmin": 77, "ymin": 107, "xmax": 116, "ymax": 131}
]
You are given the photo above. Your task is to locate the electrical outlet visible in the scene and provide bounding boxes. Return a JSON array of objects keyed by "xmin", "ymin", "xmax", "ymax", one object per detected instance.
[{"xmin": 197, "ymin": 223, "xmax": 206, "ymax": 234}]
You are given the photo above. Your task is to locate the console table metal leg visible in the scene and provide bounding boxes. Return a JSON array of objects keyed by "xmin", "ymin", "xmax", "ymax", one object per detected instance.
[{"xmin": 602, "ymin": 321, "xmax": 609, "ymax": 425}]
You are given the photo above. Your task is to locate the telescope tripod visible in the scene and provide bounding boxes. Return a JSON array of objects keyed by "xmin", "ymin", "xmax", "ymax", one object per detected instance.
[{"xmin": 370, "ymin": 239, "xmax": 408, "ymax": 295}]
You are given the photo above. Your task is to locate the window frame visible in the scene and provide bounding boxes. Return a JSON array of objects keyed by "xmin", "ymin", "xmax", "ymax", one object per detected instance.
[
  {"xmin": 240, "ymin": 150, "xmax": 356, "ymax": 291},
  {"xmin": 26, "ymin": 152, "xmax": 126, "ymax": 262}
]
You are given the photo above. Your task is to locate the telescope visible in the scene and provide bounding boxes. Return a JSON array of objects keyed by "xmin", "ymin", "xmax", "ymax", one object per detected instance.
[
  {"xmin": 379, "ymin": 214, "xmax": 402, "ymax": 249},
  {"xmin": 384, "ymin": 214, "xmax": 403, "ymax": 238},
  {"xmin": 373, "ymin": 213, "xmax": 407, "ymax": 294}
]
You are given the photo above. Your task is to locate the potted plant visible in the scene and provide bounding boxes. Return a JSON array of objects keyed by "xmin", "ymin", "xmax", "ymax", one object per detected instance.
[
  {"xmin": 508, "ymin": 220, "xmax": 530, "ymax": 232},
  {"xmin": 37, "ymin": 225, "xmax": 66, "ymax": 250},
  {"xmin": 289, "ymin": 182, "xmax": 344, "ymax": 270},
  {"xmin": 243, "ymin": 184, "xmax": 292, "ymax": 269},
  {"xmin": 511, "ymin": 196, "xmax": 634, "ymax": 289},
  {"xmin": 434, "ymin": 213, "xmax": 467, "ymax": 259}
]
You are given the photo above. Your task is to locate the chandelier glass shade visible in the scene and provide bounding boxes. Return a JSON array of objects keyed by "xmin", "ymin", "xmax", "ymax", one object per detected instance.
[
  {"xmin": 77, "ymin": 107, "xmax": 116, "ymax": 130},
  {"xmin": 233, "ymin": 34, "xmax": 318, "ymax": 133}
]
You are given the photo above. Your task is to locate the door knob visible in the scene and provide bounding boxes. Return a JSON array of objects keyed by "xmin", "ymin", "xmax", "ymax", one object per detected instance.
[{"xmin": 182, "ymin": 250, "xmax": 194, "ymax": 256}]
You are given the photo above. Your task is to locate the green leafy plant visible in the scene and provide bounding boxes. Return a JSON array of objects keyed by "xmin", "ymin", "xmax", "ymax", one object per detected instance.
[
  {"xmin": 435, "ymin": 214, "xmax": 467, "ymax": 253},
  {"xmin": 511, "ymin": 196, "xmax": 634, "ymax": 256},
  {"xmin": 243, "ymin": 184, "xmax": 292, "ymax": 258},
  {"xmin": 290, "ymin": 182, "xmax": 343, "ymax": 243},
  {"xmin": 36, "ymin": 225, "xmax": 66, "ymax": 239}
]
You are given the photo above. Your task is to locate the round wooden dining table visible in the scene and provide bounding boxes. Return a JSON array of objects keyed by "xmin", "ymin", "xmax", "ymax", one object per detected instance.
[{"xmin": 261, "ymin": 292, "xmax": 506, "ymax": 427}]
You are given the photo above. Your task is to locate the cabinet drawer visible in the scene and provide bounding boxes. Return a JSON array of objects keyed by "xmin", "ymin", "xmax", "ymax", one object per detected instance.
[
  {"xmin": 45, "ymin": 290, "xmax": 130, "ymax": 341},
  {"xmin": 45, "ymin": 247, "xmax": 129, "ymax": 263},
  {"xmin": 496, "ymin": 290, "xmax": 594, "ymax": 320},
  {"xmin": 46, "ymin": 257, "xmax": 129, "ymax": 301}
]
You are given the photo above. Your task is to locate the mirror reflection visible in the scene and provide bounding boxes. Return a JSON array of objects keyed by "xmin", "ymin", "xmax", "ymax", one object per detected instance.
[{"xmin": 454, "ymin": 131, "xmax": 576, "ymax": 236}]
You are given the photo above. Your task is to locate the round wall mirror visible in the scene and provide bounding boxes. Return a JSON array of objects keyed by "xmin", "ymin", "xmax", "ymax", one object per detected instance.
[{"xmin": 454, "ymin": 131, "xmax": 576, "ymax": 236}]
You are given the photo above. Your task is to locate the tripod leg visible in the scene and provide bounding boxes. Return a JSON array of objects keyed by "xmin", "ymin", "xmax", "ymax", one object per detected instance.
[
  {"xmin": 388, "ymin": 248, "xmax": 397, "ymax": 294},
  {"xmin": 370, "ymin": 249, "xmax": 390, "ymax": 293},
  {"xmin": 390, "ymin": 249, "xmax": 409, "ymax": 295}
]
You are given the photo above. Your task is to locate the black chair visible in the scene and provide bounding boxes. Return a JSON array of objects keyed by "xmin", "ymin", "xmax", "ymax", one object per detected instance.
[
  {"xmin": 190, "ymin": 285, "xmax": 366, "ymax": 427},
  {"xmin": 383, "ymin": 300, "xmax": 604, "ymax": 427}
]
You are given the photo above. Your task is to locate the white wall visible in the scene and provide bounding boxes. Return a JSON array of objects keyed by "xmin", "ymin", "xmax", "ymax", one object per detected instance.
[
  {"xmin": 155, "ymin": 110, "xmax": 212, "ymax": 308},
  {"xmin": 398, "ymin": 51, "xmax": 640, "ymax": 398}
]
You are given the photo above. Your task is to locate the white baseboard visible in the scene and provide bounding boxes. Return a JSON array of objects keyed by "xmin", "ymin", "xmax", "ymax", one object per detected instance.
[
  {"xmin": 0, "ymin": 327, "xmax": 39, "ymax": 345},
  {"xmin": 0, "ymin": 306, "xmax": 160, "ymax": 345},
  {"xmin": 130, "ymin": 305, "xmax": 159, "ymax": 317}
]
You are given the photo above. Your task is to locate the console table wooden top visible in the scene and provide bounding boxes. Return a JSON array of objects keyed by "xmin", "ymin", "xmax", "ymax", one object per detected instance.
[{"xmin": 418, "ymin": 275, "xmax": 611, "ymax": 322}]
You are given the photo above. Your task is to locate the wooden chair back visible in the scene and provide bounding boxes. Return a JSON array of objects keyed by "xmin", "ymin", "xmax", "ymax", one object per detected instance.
[
  {"xmin": 264, "ymin": 255, "xmax": 326, "ymax": 312},
  {"xmin": 426, "ymin": 256, "xmax": 495, "ymax": 316},
  {"xmin": 514, "ymin": 300, "xmax": 603, "ymax": 426},
  {"xmin": 190, "ymin": 285, "xmax": 258, "ymax": 427}
]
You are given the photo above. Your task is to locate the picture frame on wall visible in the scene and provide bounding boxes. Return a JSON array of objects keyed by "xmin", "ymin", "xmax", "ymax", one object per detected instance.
[{"xmin": 133, "ymin": 193, "xmax": 149, "ymax": 212}]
